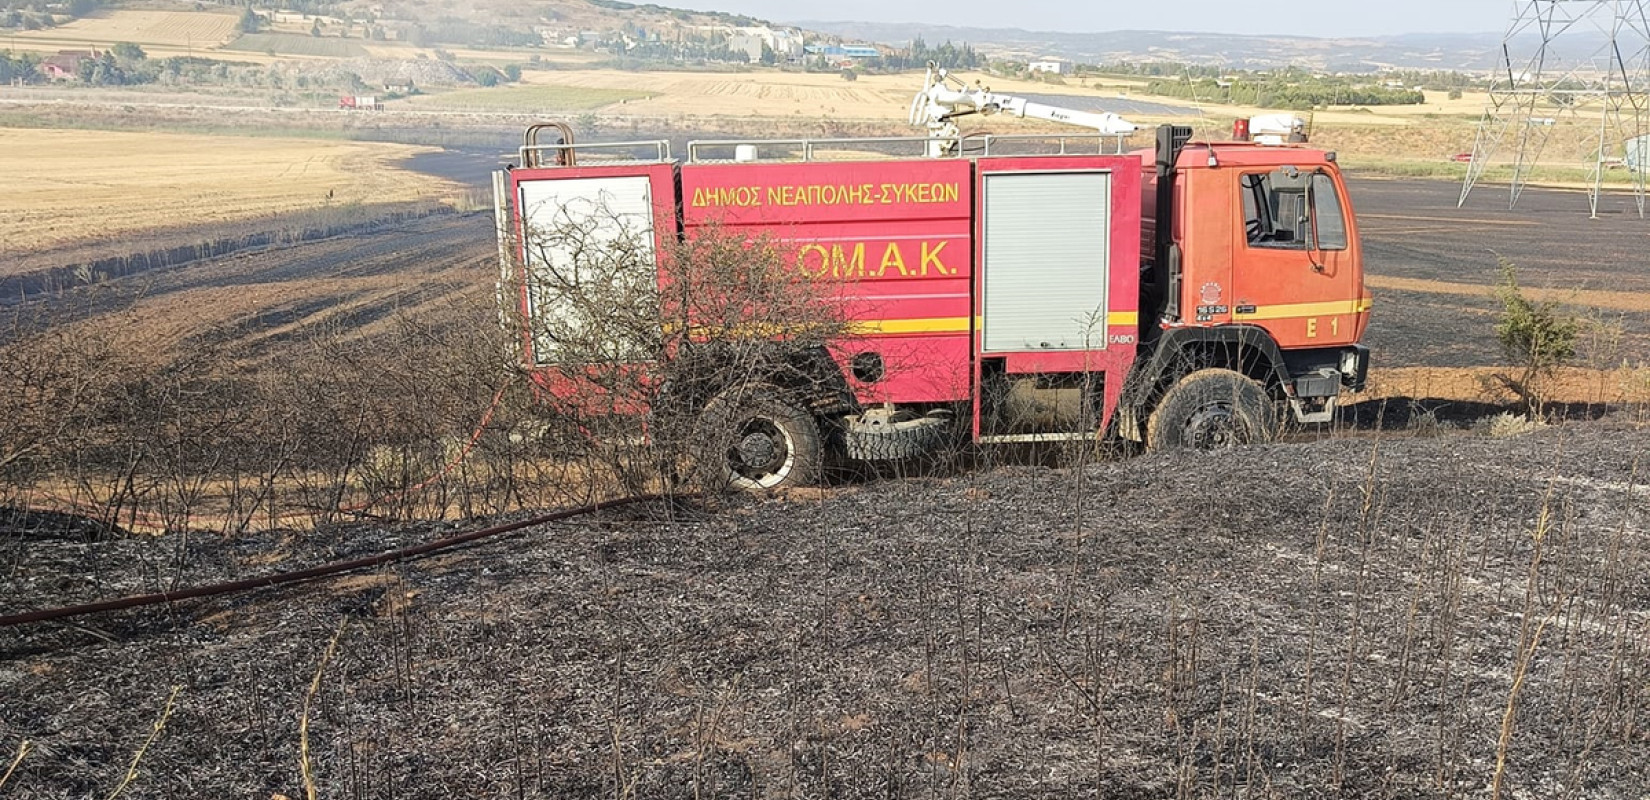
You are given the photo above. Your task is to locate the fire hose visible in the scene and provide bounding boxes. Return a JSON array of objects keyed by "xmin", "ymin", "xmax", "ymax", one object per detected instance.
[{"xmin": 0, "ymin": 493, "xmax": 682, "ymax": 629}]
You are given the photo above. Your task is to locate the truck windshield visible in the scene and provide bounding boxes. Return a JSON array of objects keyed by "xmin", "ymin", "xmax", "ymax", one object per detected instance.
[{"xmin": 1241, "ymin": 169, "xmax": 1347, "ymax": 251}]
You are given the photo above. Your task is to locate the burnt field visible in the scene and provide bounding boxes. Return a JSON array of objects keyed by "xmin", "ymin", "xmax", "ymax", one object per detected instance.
[
  {"xmin": 4, "ymin": 424, "xmax": 1650, "ymax": 798},
  {"xmin": 1353, "ymin": 177, "xmax": 1650, "ymax": 368},
  {"xmin": 4, "ymin": 174, "xmax": 1650, "ymax": 798}
]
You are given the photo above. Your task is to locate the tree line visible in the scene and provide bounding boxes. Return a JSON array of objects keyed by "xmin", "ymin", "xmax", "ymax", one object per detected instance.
[{"xmin": 1145, "ymin": 76, "xmax": 1426, "ymax": 109}]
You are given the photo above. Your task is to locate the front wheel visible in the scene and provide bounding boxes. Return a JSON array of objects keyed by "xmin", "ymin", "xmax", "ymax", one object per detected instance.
[
  {"xmin": 1146, "ymin": 368, "xmax": 1278, "ymax": 451},
  {"xmin": 694, "ymin": 384, "xmax": 825, "ymax": 492}
]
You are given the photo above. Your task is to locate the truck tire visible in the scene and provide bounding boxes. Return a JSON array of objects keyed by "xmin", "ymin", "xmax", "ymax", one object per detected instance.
[
  {"xmin": 694, "ymin": 384, "xmax": 824, "ymax": 492},
  {"xmin": 1146, "ymin": 368, "xmax": 1278, "ymax": 451}
]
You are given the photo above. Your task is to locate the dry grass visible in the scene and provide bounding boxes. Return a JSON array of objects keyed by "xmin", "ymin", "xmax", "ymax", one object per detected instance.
[
  {"xmin": 366, "ymin": 44, "xmax": 602, "ymax": 66},
  {"xmin": 1365, "ymin": 275, "xmax": 1650, "ymax": 313},
  {"xmin": 500, "ymin": 71, "xmax": 1545, "ymax": 182},
  {"xmin": 1361, "ymin": 365, "xmax": 1650, "ymax": 406},
  {"xmin": 0, "ymin": 128, "xmax": 461, "ymax": 256},
  {"xmin": 508, "ymin": 70, "xmax": 1509, "ymax": 176},
  {"xmin": 219, "ymin": 33, "xmax": 369, "ymax": 58},
  {"xmin": 404, "ymin": 84, "xmax": 654, "ymax": 112},
  {"xmin": 515, "ymin": 68, "xmax": 1148, "ymax": 122},
  {"xmin": 0, "ymin": 8, "xmax": 485, "ymax": 64},
  {"xmin": 1, "ymin": 37, "xmax": 294, "ymax": 64},
  {"xmin": 5, "ymin": 8, "xmax": 240, "ymax": 52},
  {"xmin": 10, "ymin": 423, "xmax": 1650, "ymax": 798},
  {"xmin": 516, "ymin": 68, "xmax": 920, "ymax": 120}
]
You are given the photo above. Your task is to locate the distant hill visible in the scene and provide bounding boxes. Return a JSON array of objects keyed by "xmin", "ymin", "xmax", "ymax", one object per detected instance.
[
  {"xmin": 789, "ymin": 21, "xmax": 1535, "ymax": 72},
  {"xmin": 336, "ymin": 0, "xmax": 793, "ymax": 46},
  {"xmin": 356, "ymin": 0, "xmax": 778, "ymax": 32}
]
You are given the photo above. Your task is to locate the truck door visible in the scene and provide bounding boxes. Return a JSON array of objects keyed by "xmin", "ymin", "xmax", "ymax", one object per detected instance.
[
  {"xmin": 980, "ymin": 169, "xmax": 1115, "ymax": 354},
  {"xmin": 971, "ymin": 156, "xmax": 1142, "ymax": 440},
  {"xmin": 1228, "ymin": 165, "xmax": 1362, "ymax": 349},
  {"xmin": 509, "ymin": 163, "xmax": 677, "ymax": 367}
]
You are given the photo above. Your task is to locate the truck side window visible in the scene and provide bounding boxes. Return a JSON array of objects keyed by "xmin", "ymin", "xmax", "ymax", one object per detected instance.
[
  {"xmin": 1310, "ymin": 172, "xmax": 1348, "ymax": 251},
  {"xmin": 1241, "ymin": 169, "xmax": 1311, "ymax": 250}
]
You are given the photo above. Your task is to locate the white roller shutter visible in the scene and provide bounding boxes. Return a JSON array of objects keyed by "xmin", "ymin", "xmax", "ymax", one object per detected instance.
[
  {"xmin": 981, "ymin": 171, "xmax": 1112, "ymax": 353},
  {"xmin": 517, "ymin": 176, "xmax": 657, "ymax": 364}
]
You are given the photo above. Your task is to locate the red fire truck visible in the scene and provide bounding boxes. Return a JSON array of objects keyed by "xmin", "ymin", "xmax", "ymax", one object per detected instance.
[{"xmin": 494, "ymin": 86, "xmax": 1372, "ymax": 490}]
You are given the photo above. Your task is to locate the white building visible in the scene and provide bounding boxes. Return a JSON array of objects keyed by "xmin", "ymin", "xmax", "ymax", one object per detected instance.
[
  {"xmin": 1029, "ymin": 60, "xmax": 1067, "ymax": 75},
  {"xmin": 726, "ymin": 26, "xmax": 806, "ymax": 63}
]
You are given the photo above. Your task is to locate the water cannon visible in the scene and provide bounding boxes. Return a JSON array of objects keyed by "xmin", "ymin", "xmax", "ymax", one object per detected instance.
[{"xmin": 911, "ymin": 62, "xmax": 1138, "ymax": 156}]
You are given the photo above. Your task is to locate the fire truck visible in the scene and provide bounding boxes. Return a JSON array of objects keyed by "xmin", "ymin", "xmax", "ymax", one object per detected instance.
[
  {"xmin": 493, "ymin": 73, "xmax": 1372, "ymax": 490},
  {"xmin": 338, "ymin": 95, "xmax": 382, "ymax": 111}
]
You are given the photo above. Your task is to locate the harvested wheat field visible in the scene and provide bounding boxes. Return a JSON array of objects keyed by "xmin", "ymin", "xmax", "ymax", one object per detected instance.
[
  {"xmin": 513, "ymin": 68, "xmax": 1126, "ymax": 121},
  {"xmin": 515, "ymin": 69, "xmax": 918, "ymax": 120},
  {"xmin": 4, "ymin": 421, "xmax": 1649, "ymax": 798},
  {"xmin": 3, "ymin": 8, "xmax": 241, "ymax": 57},
  {"xmin": 0, "ymin": 128, "xmax": 460, "ymax": 261}
]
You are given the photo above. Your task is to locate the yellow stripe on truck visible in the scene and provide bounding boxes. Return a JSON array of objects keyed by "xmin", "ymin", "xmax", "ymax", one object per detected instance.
[
  {"xmin": 1233, "ymin": 298, "xmax": 1373, "ymax": 321},
  {"xmin": 850, "ymin": 317, "xmax": 973, "ymax": 335},
  {"xmin": 853, "ymin": 311, "xmax": 1142, "ymax": 335}
]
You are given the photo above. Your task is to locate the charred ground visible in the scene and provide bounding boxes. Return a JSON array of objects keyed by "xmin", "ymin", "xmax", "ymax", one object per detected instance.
[
  {"xmin": 3, "ymin": 423, "xmax": 1649, "ymax": 798},
  {"xmin": 4, "ymin": 173, "xmax": 1650, "ymax": 797}
]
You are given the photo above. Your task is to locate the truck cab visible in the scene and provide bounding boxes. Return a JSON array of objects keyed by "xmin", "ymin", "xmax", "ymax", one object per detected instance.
[{"xmin": 1119, "ymin": 126, "xmax": 1372, "ymax": 446}]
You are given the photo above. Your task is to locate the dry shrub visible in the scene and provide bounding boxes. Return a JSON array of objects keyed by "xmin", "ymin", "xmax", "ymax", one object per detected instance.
[
  {"xmin": 0, "ymin": 283, "xmax": 532, "ymax": 534},
  {"xmin": 1, "ymin": 193, "xmax": 863, "ymax": 533},
  {"xmin": 508, "ymin": 200, "xmax": 851, "ymax": 495},
  {"xmin": 0, "ymin": 308, "xmax": 129, "ymax": 478}
]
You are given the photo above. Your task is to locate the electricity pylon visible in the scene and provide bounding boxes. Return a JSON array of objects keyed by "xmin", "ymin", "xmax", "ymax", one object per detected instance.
[{"xmin": 1459, "ymin": 0, "xmax": 1650, "ymax": 218}]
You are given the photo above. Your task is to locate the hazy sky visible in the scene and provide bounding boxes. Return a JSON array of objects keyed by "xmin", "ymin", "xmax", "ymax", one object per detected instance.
[{"xmin": 685, "ymin": 1, "xmax": 1517, "ymax": 38}]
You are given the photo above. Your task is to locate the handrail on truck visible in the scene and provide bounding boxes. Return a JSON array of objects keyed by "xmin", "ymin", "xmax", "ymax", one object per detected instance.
[
  {"xmin": 686, "ymin": 135, "xmax": 958, "ymax": 163},
  {"xmin": 684, "ymin": 132, "xmax": 1134, "ymax": 164},
  {"xmin": 516, "ymin": 140, "xmax": 673, "ymax": 168}
]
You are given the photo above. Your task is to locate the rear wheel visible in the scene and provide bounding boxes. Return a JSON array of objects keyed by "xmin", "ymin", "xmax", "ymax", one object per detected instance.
[
  {"xmin": 1146, "ymin": 368, "xmax": 1277, "ymax": 451},
  {"xmin": 695, "ymin": 384, "xmax": 824, "ymax": 492}
]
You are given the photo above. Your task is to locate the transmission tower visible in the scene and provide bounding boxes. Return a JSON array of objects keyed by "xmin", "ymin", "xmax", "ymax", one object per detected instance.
[{"xmin": 1459, "ymin": 0, "xmax": 1650, "ymax": 218}]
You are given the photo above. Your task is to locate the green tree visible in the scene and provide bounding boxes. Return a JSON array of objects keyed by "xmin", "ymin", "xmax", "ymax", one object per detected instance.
[
  {"xmin": 1493, "ymin": 258, "xmax": 1580, "ymax": 413},
  {"xmin": 111, "ymin": 41, "xmax": 146, "ymax": 62},
  {"xmin": 237, "ymin": 7, "xmax": 261, "ymax": 33},
  {"xmin": 77, "ymin": 51, "xmax": 127, "ymax": 85}
]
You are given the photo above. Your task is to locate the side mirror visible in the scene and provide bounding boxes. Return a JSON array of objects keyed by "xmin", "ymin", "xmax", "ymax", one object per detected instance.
[{"xmin": 1305, "ymin": 173, "xmax": 1325, "ymax": 272}]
